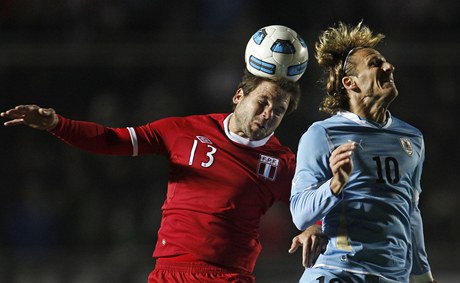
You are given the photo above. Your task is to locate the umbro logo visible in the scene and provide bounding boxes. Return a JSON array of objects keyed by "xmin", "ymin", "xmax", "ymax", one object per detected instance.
[{"xmin": 196, "ymin": 136, "xmax": 213, "ymax": 144}]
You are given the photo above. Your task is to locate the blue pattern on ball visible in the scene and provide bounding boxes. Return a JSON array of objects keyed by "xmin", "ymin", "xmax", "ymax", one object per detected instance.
[
  {"xmin": 271, "ymin": 40, "xmax": 296, "ymax": 54},
  {"xmin": 287, "ymin": 61, "xmax": 308, "ymax": 77},
  {"xmin": 252, "ymin": 29, "xmax": 267, "ymax": 45},
  {"xmin": 249, "ymin": 55, "xmax": 276, "ymax": 75}
]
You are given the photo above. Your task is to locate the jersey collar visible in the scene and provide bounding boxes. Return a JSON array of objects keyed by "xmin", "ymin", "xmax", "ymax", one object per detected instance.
[
  {"xmin": 223, "ymin": 113, "xmax": 273, "ymax": 147},
  {"xmin": 338, "ymin": 110, "xmax": 393, "ymax": 129}
]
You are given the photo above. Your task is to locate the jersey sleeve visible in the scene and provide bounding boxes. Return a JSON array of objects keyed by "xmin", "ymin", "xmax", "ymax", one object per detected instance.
[
  {"xmin": 50, "ymin": 115, "xmax": 174, "ymax": 156},
  {"xmin": 290, "ymin": 123, "xmax": 342, "ymax": 230},
  {"xmin": 409, "ymin": 141, "xmax": 433, "ymax": 279},
  {"xmin": 131, "ymin": 118, "xmax": 177, "ymax": 156},
  {"xmin": 410, "ymin": 196, "xmax": 434, "ymax": 280},
  {"xmin": 50, "ymin": 115, "xmax": 134, "ymax": 155}
]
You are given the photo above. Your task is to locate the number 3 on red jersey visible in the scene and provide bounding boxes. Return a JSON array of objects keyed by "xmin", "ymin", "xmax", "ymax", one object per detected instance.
[{"xmin": 188, "ymin": 139, "xmax": 217, "ymax": 168}]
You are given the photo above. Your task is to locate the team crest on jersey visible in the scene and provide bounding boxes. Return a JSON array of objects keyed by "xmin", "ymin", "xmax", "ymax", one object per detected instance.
[
  {"xmin": 399, "ymin": 137, "xmax": 413, "ymax": 156},
  {"xmin": 257, "ymin": 154, "xmax": 279, "ymax": 181},
  {"xmin": 196, "ymin": 136, "xmax": 213, "ymax": 144}
]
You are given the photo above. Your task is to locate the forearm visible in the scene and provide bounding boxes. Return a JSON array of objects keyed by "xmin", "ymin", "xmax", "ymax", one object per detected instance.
[
  {"xmin": 50, "ymin": 115, "xmax": 134, "ymax": 155},
  {"xmin": 290, "ymin": 179, "xmax": 342, "ymax": 230},
  {"xmin": 410, "ymin": 202, "xmax": 432, "ymax": 273}
]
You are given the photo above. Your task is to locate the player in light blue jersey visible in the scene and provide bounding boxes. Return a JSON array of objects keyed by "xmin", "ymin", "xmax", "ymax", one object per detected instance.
[{"xmin": 290, "ymin": 22, "xmax": 437, "ymax": 283}]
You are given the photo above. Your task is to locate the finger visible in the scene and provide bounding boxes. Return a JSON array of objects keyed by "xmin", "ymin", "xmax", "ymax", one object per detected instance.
[
  {"xmin": 308, "ymin": 236, "xmax": 321, "ymax": 267},
  {"xmin": 288, "ymin": 245, "xmax": 298, "ymax": 254},
  {"xmin": 331, "ymin": 142, "xmax": 355, "ymax": 158},
  {"xmin": 335, "ymin": 141, "xmax": 355, "ymax": 152},
  {"xmin": 330, "ymin": 146, "xmax": 354, "ymax": 163},
  {"xmin": 330, "ymin": 158, "xmax": 352, "ymax": 172},
  {"xmin": 312, "ymin": 238, "xmax": 323, "ymax": 265},
  {"xmin": 14, "ymin": 105, "xmax": 35, "ymax": 112},
  {"xmin": 308, "ymin": 236, "xmax": 328, "ymax": 267},
  {"xmin": 1, "ymin": 109, "xmax": 23, "ymax": 118},
  {"xmin": 288, "ymin": 237, "xmax": 300, "ymax": 254},
  {"xmin": 1, "ymin": 106, "xmax": 33, "ymax": 118},
  {"xmin": 302, "ymin": 240, "xmax": 311, "ymax": 267},
  {"xmin": 329, "ymin": 154, "xmax": 352, "ymax": 172},
  {"xmin": 302, "ymin": 237, "xmax": 313, "ymax": 267},
  {"xmin": 3, "ymin": 118, "xmax": 25, "ymax": 127}
]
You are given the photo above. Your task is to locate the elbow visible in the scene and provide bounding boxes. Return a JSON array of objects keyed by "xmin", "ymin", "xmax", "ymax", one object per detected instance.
[
  {"xmin": 292, "ymin": 215, "xmax": 308, "ymax": 231},
  {"xmin": 290, "ymin": 196, "xmax": 313, "ymax": 230}
]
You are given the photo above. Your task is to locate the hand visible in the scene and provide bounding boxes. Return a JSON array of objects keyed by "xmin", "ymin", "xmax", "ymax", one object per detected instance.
[
  {"xmin": 1, "ymin": 105, "xmax": 59, "ymax": 131},
  {"xmin": 288, "ymin": 224, "xmax": 328, "ymax": 267},
  {"xmin": 329, "ymin": 141, "xmax": 355, "ymax": 195}
]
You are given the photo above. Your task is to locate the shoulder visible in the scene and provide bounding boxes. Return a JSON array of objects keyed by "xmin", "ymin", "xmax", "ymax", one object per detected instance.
[
  {"xmin": 264, "ymin": 135, "xmax": 294, "ymax": 155},
  {"xmin": 308, "ymin": 115, "xmax": 346, "ymax": 130},
  {"xmin": 302, "ymin": 117, "xmax": 338, "ymax": 138},
  {"xmin": 148, "ymin": 113, "xmax": 228, "ymax": 127},
  {"xmin": 389, "ymin": 116, "xmax": 423, "ymax": 137}
]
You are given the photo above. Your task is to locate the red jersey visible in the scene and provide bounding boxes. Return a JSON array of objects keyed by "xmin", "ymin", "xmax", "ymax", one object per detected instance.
[{"xmin": 50, "ymin": 113, "xmax": 295, "ymax": 273}]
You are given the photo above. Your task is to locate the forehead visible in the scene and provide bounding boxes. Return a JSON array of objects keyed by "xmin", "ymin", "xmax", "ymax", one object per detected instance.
[
  {"xmin": 353, "ymin": 48, "xmax": 385, "ymax": 63},
  {"xmin": 251, "ymin": 81, "xmax": 289, "ymax": 101}
]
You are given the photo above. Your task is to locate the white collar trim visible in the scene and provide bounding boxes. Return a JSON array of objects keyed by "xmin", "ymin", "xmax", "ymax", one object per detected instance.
[
  {"xmin": 223, "ymin": 113, "xmax": 272, "ymax": 147},
  {"xmin": 338, "ymin": 110, "xmax": 393, "ymax": 129}
]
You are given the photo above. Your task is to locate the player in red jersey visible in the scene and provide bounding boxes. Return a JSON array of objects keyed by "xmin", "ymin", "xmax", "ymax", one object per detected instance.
[{"xmin": 1, "ymin": 70, "xmax": 326, "ymax": 282}]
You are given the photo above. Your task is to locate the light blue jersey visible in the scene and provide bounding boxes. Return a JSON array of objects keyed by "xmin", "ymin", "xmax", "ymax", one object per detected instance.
[{"xmin": 290, "ymin": 111, "xmax": 432, "ymax": 283}]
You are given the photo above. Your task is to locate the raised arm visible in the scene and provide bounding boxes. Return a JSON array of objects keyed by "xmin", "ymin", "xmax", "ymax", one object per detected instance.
[{"xmin": 2, "ymin": 104, "xmax": 136, "ymax": 155}]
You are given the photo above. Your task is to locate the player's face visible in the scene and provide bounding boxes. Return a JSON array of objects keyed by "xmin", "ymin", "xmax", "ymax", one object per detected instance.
[
  {"xmin": 347, "ymin": 48, "xmax": 398, "ymax": 107},
  {"xmin": 230, "ymin": 81, "xmax": 290, "ymax": 141}
]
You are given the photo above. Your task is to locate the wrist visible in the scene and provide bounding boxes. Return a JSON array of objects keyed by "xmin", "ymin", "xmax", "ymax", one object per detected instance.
[
  {"xmin": 45, "ymin": 114, "xmax": 59, "ymax": 131},
  {"xmin": 330, "ymin": 178, "xmax": 344, "ymax": 196}
]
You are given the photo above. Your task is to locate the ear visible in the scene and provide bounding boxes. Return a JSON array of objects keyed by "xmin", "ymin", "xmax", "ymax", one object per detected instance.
[
  {"xmin": 233, "ymin": 88, "xmax": 244, "ymax": 104},
  {"xmin": 342, "ymin": 76, "xmax": 356, "ymax": 91}
]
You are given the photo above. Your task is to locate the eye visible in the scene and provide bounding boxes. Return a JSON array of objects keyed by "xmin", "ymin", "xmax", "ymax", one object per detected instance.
[
  {"xmin": 369, "ymin": 57, "xmax": 383, "ymax": 68},
  {"xmin": 273, "ymin": 107, "xmax": 286, "ymax": 117},
  {"xmin": 258, "ymin": 96, "xmax": 269, "ymax": 106}
]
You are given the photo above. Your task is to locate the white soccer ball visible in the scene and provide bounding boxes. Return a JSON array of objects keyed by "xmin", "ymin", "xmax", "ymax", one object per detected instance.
[{"xmin": 245, "ymin": 25, "xmax": 308, "ymax": 82}]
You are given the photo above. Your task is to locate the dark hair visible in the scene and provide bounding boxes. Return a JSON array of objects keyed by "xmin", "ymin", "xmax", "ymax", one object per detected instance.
[{"xmin": 235, "ymin": 69, "xmax": 301, "ymax": 115}]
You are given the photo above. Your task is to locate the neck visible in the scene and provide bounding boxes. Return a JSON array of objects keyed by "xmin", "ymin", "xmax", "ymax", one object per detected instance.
[
  {"xmin": 350, "ymin": 105, "xmax": 388, "ymax": 124},
  {"xmin": 349, "ymin": 94, "xmax": 391, "ymax": 124}
]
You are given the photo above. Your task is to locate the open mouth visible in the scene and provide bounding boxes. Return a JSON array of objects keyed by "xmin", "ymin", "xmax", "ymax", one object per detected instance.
[{"xmin": 379, "ymin": 77, "xmax": 394, "ymax": 88}]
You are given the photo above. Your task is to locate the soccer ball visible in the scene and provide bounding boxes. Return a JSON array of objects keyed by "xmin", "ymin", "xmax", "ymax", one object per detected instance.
[{"xmin": 245, "ymin": 25, "xmax": 308, "ymax": 82}]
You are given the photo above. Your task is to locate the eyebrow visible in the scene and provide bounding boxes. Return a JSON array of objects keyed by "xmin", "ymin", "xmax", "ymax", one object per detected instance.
[{"xmin": 362, "ymin": 54, "xmax": 384, "ymax": 66}]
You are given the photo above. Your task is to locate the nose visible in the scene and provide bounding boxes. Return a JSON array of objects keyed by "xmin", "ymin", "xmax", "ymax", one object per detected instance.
[
  {"xmin": 382, "ymin": 61, "xmax": 395, "ymax": 73},
  {"xmin": 262, "ymin": 106, "xmax": 273, "ymax": 120}
]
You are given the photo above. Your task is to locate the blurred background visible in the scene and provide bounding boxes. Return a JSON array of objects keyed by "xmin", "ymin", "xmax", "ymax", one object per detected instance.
[{"xmin": 1, "ymin": 0, "xmax": 459, "ymax": 282}]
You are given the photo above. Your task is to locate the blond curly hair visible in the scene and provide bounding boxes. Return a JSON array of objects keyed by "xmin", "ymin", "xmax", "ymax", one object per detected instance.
[{"xmin": 315, "ymin": 21, "xmax": 385, "ymax": 115}]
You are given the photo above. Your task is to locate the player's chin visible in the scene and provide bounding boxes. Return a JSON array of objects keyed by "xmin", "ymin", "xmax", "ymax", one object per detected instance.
[{"xmin": 250, "ymin": 129, "xmax": 269, "ymax": 140}]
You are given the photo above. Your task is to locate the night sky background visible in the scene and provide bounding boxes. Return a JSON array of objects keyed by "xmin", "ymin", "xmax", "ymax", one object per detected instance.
[{"xmin": 1, "ymin": 1, "xmax": 459, "ymax": 282}]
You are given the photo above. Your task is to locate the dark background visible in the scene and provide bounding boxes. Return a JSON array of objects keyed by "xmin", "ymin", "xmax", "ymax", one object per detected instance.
[{"xmin": 1, "ymin": 1, "xmax": 459, "ymax": 282}]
